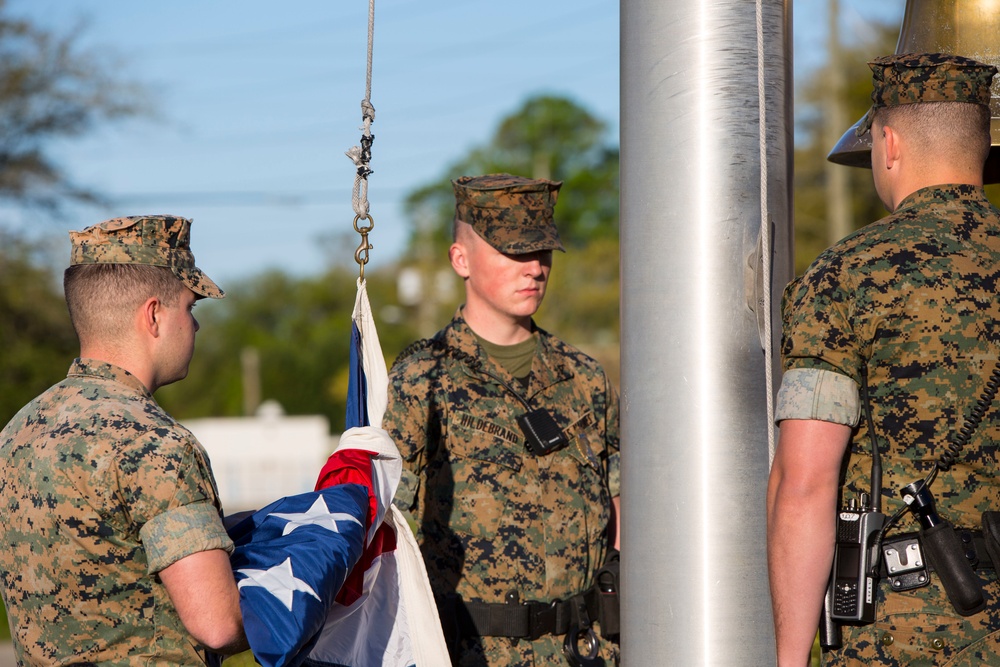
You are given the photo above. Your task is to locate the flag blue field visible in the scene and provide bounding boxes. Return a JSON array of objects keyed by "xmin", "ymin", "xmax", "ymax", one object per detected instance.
[
  {"xmin": 344, "ymin": 278, "xmax": 389, "ymax": 429},
  {"xmin": 228, "ymin": 487, "xmax": 369, "ymax": 667},
  {"xmin": 345, "ymin": 302, "xmax": 370, "ymax": 429}
]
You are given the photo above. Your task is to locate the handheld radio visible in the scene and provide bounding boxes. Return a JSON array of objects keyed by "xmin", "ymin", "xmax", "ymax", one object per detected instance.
[{"xmin": 821, "ymin": 365, "xmax": 886, "ymax": 646}]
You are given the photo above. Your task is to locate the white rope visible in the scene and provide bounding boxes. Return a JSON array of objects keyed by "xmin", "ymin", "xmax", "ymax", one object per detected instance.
[
  {"xmin": 346, "ymin": 0, "xmax": 376, "ymax": 221},
  {"xmin": 756, "ymin": 0, "xmax": 777, "ymax": 462}
]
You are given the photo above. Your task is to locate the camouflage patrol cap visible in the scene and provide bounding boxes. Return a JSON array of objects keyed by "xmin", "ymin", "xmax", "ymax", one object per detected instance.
[
  {"xmin": 69, "ymin": 215, "xmax": 224, "ymax": 299},
  {"xmin": 857, "ymin": 52, "xmax": 998, "ymax": 136},
  {"xmin": 453, "ymin": 173, "xmax": 565, "ymax": 254}
]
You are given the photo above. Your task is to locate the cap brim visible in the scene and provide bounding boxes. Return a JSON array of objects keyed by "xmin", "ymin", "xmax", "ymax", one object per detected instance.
[
  {"xmin": 489, "ymin": 236, "xmax": 565, "ymax": 255},
  {"xmin": 475, "ymin": 222, "xmax": 565, "ymax": 255},
  {"xmin": 176, "ymin": 266, "xmax": 225, "ymax": 299},
  {"xmin": 827, "ymin": 116, "xmax": 873, "ymax": 169}
]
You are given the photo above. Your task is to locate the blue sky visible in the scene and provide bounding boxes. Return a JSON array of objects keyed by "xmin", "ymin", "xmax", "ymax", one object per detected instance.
[{"xmin": 7, "ymin": 0, "xmax": 903, "ymax": 283}]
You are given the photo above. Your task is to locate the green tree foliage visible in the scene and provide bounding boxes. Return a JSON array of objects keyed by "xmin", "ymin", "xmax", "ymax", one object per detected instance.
[
  {"xmin": 0, "ymin": 96, "xmax": 621, "ymax": 432},
  {"xmin": 394, "ymin": 95, "xmax": 620, "ymax": 374},
  {"xmin": 541, "ymin": 235, "xmax": 620, "ymax": 378},
  {"xmin": 793, "ymin": 21, "xmax": 900, "ymax": 273},
  {"xmin": 0, "ymin": 2, "xmax": 149, "ymax": 425},
  {"xmin": 155, "ymin": 266, "xmax": 420, "ymax": 428},
  {"xmin": 402, "ymin": 95, "xmax": 620, "ymax": 256},
  {"xmin": 0, "ymin": 0, "xmax": 146, "ymax": 209},
  {"xmin": 0, "ymin": 232, "xmax": 76, "ymax": 428}
]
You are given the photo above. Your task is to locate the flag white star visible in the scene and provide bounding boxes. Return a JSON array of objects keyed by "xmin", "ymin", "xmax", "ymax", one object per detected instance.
[
  {"xmin": 271, "ymin": 495, "xmax": 364, "ymax": 536},
  {"xmin": 237, "ymin": 557, "xmax": 321, "ymax": 611}
]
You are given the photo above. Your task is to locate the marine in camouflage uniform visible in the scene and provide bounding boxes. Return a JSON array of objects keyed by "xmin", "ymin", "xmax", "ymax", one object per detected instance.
[
  {"xmin": 385, "ymin": 174, "xmax": 621, "ymax": 666},
  {"xmin": 0, "ymin": 215, "xmax": 244, "ymax": 665},
  {"xmin": 767, "ymin": 54, "xmax": 1000, "ymax": 666}
]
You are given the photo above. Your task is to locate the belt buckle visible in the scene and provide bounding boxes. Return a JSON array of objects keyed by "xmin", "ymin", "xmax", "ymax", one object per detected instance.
[
  {"xmin": 526, "ymin": 599, "xmax": 558, "ymax": 641},
  {"xmin": 883, "ymin": 536, "xmax": 930, "ymax": 592}
]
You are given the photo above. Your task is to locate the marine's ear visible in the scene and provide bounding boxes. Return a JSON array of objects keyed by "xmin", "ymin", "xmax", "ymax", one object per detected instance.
[
  {"xmin": 138, "ymin": 296, "xmax": 162, "ymax": 338},
  {"xmin": 882, "ymin": 124, "xmax": 902, "ymax": 171},
  {"xmin": 449, "ymin": 241, "xmax": 470, "ymax": 279}
]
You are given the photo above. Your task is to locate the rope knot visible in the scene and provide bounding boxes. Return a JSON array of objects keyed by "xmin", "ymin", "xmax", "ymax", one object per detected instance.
[
  {"xmin": 345, "ymin": 145, "xmax": 364, "ymax": 166},
  {"xmin": 361, "ymin": 99, "xmax": 376, "ymax": 123}
]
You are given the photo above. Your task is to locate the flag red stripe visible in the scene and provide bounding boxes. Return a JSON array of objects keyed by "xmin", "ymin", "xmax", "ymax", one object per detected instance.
[
  {"xmin": 315, "ymin": 448, "xmax": 399, "ymax": 607},
  {"xmin": 315, "ymin": 448, "xmax": 378, "ymax": 529},
  {"xmin": 335, "ymin": 522, "xmax": 398, "ymax": 606}
]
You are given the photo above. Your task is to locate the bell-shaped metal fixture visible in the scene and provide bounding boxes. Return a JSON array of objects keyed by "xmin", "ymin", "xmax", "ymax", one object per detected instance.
[{"xmin": 827, "ymin": 0, "xmax": 1000, "ymax": 183}]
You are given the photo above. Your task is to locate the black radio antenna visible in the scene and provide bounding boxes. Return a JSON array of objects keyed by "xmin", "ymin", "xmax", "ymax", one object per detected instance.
[{"xmin": 859, "ymin": 363, "xmax": 881, "ymax": 512}]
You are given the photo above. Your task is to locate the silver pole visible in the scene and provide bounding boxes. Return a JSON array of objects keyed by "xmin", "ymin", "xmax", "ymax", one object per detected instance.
[{"xmin": 620, "ymin": 0, "xmax": 793, "ymax": 664}]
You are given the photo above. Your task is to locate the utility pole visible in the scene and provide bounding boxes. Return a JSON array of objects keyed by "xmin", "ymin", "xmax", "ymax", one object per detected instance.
[
  {"xmin": 241, "ymin": 346, "xmax": 261, "ymax": 416},
  {"xmin": 826, "ymin": 0, "xmax": 854, "ymax": 245}
]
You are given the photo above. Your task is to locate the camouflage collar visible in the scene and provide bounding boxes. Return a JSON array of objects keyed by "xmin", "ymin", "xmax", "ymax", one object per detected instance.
[
  {"xmin": 528, "ymin": 329, "xmax": 576, "ymax": 396},
  {"xmin": 68, "ymin": 358, "xmax": 153, "ymax": 398},
  {"xmin": 440, "ymin": 309, "xmax": 512, "ymax": 382},
  {"xmin": 894, "ymin": 184, "xmax": 989, "ymax": 213}
]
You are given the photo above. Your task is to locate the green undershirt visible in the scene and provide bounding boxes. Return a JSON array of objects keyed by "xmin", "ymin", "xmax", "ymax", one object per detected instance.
[{"xmin": 476, "ymin": 333, "xmax": 537, "ymax": 381}]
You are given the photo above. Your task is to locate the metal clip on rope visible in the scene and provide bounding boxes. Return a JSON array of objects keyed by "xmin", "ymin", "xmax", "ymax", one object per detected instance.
[{"xmin": 354, "ymin": 214, "xmax": 374, "ymax": 280}]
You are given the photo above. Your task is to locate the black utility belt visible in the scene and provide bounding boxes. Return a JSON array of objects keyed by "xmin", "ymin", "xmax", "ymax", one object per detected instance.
[
  {"xmin": 445, "ymin": 590, "xmax": 616, "ymax": 666},
  {"xmin": 444, "ymin": 586, "xmax": 621, "ymax": 639},
  {"xmin": 449, "ymin": 592, "xmax": 599, "ymax": 639},
  {"xmin": 443, "ymin": 551, "xmax": 620, "ymax": 642},
  {"xmin": 452, "ymin": 582, "xmax": 618, "ymax": 639}
]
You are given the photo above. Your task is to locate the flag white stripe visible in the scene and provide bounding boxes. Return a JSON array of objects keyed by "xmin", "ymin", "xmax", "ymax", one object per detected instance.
[{"xmin": 352, "ymin": 278, "xmax": 388, "ymax": 427}]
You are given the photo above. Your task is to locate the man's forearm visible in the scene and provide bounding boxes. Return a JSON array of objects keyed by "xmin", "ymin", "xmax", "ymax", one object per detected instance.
[
  {"xmin": 161, "ymin": 548, "xmax": 246, "ymax": 652},
  {"xmin": 767, "ymin": 419, "xmax": 851, "ymax": 667},
  {"xmin": 767, "ymin": 477, "xmax": 836, "ymax": 666}
]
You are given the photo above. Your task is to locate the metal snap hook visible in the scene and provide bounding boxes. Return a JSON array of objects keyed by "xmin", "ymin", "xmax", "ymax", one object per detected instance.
[{"xmin": 353, "ymin": 214, "xmax": 374, "ymax": 279}]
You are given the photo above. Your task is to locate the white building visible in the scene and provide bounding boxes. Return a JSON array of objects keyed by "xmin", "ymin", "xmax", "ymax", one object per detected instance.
[{"xmin": 183, "ymin": 400, "xmax": 339, "ymax": 513}]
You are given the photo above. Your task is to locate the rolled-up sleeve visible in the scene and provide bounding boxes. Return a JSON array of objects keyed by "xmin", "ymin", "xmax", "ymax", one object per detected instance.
[
  {"xmin": 140, "ymin": 501, "xmax": 233, "ymax": 574},
  {"xmin": 775, "ymin": 367, "xmax": 860, "ymax": 427}
]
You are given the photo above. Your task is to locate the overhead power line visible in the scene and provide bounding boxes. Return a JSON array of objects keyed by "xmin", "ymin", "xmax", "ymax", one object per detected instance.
[{"xmin": 109, "ymin": 188, "xmax": 407, "ymax": 208}]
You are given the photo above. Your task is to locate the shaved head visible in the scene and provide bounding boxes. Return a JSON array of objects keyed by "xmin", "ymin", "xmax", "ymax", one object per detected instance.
[
  {"xmin": 874, "ymin": 102, "xmax": 991, "ymax": 169},
  {"xmin": 64, "ymin": 264, "xmax": 185, "ymax": 346}
]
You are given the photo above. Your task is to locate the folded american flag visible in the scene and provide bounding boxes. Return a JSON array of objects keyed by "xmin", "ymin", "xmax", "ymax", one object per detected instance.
[{"xmin": 227, "ymin": 280, "xmax": 448, "ymax": 667}]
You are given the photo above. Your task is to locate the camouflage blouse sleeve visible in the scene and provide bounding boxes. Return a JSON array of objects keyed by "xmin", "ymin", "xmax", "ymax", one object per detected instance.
[
  {"xmin": 384, "ymin": 355, "xmax": 439, "ymax": 513},
  {"xmin": 779, "ymin": 249, "xmax": 863, "ymax": 384},
  {"xmin": 115, "ymin": 431, "xmax": 232, "ymax": 574}
]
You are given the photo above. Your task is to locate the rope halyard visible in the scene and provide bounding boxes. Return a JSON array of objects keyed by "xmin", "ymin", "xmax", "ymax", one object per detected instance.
[
  {"xmin": 346, "ymin": 0, "xmax": 377, "ymax": 280},
  {"xmin": 755, "ymin": 0, "xmax": 776, "ymax": 462}
]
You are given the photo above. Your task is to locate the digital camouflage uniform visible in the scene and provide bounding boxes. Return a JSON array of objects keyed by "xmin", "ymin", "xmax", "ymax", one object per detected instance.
[
  {"xmin": 0, "ymin": 360, "xmax": 233, "ymax": 666},
  {"xmin": 0, "ymin": 214, "xmax": 229, "ymax": 665},
  {"xmin": 777, "ymin": 54, "xmax": 1000, "ymax": 666},
  {"xmin": 387, "ymin": 313, "xmax": 620, "ymax": 667},
  {"xmin": 385, "ymin": 174, "xmax": 620, "ymax": 667}
]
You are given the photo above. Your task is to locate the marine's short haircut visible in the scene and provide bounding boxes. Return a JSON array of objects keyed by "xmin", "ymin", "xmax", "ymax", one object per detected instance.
[
  {"xmin": 63, "ymin": 263, "xmax": 186, "ymax": 344},
  {"xmin": 874, "ymin": 101, "xmax": 991, "ymax": 168},
  {"xmin": 454, "ymin": 217, "xmax": 475, "ymax": 244}
]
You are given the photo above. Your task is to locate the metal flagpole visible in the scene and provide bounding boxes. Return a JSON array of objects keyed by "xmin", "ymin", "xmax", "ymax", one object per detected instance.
[{"xmin": 619, "ymin": 0, "xmax": 793, "ymax": 664}]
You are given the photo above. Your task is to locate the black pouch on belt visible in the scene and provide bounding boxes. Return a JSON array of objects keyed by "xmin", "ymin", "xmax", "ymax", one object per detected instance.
[
  {"xmin": 982, "ymin": 511, "xmax": 1000, "ymax": 572},
  {"xmin": 592, "ymin": 549, "xmax": 620, "ymax": 638},
  {"xmin": 921, "ymin": 521, "xmax": 986, "ymax": 616}
]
